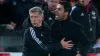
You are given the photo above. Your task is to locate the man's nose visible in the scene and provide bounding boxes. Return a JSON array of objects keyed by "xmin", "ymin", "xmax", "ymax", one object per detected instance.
[
  {"xmin": 55, "ymin": 9, "xmax": 58, "ymax": 12},
  {"xmin": 54, "ymin": 10, "xmax": 57, "ymax": 14}
]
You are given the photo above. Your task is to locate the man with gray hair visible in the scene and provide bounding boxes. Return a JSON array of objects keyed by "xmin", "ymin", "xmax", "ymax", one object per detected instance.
[
  {"xmin": 22, "ymin": 7, "xmax": 74, "ymax": 56},
  {"xmin": 22, "ymin": 0, "xmax": 60, "ymax": 29}
]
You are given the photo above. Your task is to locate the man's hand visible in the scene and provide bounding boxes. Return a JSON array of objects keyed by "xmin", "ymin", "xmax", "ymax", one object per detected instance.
[
  {"xmin": 76, "ymin": 51, "xmax": 81, "ymax": 56},
  {"xmin": 60, "ymin": 38, "xmax": 74, "ymax": 49},
  {"xmin": 6, "ymin": 22, "xmax": 16, "ymax": 30},
  {"xmin": 96, "ymin": 38, "xmax": 100, "ymax": 44}
]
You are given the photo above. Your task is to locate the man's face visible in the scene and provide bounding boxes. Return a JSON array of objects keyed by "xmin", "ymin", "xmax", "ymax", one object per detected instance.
[
  {"xmin": 79, "ymin": 0, "xmax": 90, "ymax": 6},
  {"xmin": 29, "ymin": 12, "xmax": 43, "ymax": 27},
  {"xmin": 47, "ymin": 0, "xmax": 59, "ymax": 12},
  {"xmin": 55, "ymin": 4, "xmax": 67, "ymax": 20}
]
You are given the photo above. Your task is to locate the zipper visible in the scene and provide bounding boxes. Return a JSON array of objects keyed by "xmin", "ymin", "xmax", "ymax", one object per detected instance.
[{"xmin": 88, "ymin": 14, "xmax": 92, "ymax": 31}]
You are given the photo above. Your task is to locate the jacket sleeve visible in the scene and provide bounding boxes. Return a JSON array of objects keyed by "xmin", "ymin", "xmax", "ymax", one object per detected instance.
[
  {"xmin": 74, "ymin": 23, "xmax": 89, "ymax": 44},
  {"xmin": 44, "ymin": 42, "xmax": 62, "ymax": 53},
  {"xmin": 95, "ymin": 7, "xmax": 100, "ymax": 39},
  {"xmin": 77, "ymin": 27, "xmax": 90, "ymax": 44},
  {"xmin": 70, "ymin": 6, "xmax": 80, "ymax": 22},
  {"xmin": 75, "ymin": 25, "xmax": 91, "ymax": 56}
]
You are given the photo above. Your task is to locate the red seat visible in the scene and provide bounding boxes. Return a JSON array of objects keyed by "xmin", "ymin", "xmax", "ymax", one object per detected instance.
[
  {"xmin": 88, "ymin": 53, "xmax": 97, "ymax": 56},
  {"xmin": 0, "ymin": 53, "xmax": 10, "ymax": 56}
]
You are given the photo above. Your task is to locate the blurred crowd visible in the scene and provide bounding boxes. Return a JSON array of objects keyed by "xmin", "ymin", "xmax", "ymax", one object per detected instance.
[
  {"xmin": 0, "ymin": 0, "xmax": 99, "ymax": 30},
  {"xmin": 0, "ymin": 0, "xmax": 100, "ymax": 55}
]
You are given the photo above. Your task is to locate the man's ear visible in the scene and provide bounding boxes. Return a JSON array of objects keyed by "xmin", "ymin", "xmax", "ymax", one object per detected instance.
[
  {"xmin": 41, "ymin": 16, "xmax": 44, "ymax": 20},
  {"xmin": 64, "ymin": 12, "xmax": 69, "ymax": 16}
]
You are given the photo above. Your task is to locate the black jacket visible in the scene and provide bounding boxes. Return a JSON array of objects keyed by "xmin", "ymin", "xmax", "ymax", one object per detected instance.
[
  {"xmin": 70, "ymin": 3, "xmax": 100, "ymax": 41},
  {"xmin": 50, "ymin": 17, "xmax": 89, "ymax": 56},
  {"xmin": 44, "ymin": 8, "xmax": 55, "ymax": 27},
  {"xmin": 22, "ymin": 22, "xmax": 63, "ymax": 56}
]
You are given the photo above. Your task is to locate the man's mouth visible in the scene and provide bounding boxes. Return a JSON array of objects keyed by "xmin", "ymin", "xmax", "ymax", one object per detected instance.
[
  {"xmin": 81, "ymin": 1, "xmax": 84, "ymax": 4},
  {"xmin": 55, "ymin": 13, "xmax": 58, "ymax": 16}
]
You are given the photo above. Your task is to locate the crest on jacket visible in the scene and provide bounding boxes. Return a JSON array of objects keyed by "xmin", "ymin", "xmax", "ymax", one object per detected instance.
[
  {"xmin": 92, "ymin": 11, "xmax": 96, "ymax": 19},
  {"xmin": 49, "ymin": 17, "xmax": 52, "ymax": 20},
  {"xmin": 81, "ymin": 13, "xmax": 84, "ymax": 16}
]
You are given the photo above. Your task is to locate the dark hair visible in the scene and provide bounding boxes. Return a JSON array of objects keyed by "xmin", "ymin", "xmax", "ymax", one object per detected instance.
[{"xmin": 59, "ymin": 1, "xmax": 71, "ymax": 13}]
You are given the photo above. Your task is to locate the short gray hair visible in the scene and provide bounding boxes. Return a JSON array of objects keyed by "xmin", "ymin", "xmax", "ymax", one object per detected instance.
[{"xmin": 29, "ymin": 7, "xmax": 43, "ymax": 16}]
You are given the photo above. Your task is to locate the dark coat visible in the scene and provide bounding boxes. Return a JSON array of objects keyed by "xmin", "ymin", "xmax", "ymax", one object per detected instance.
[
  {"xmin": 43, "ymin": 8, "xmax": 55, "ymax": 27},
  {"xmin": 70, "ymin": 3, "xmax": 100, "ymax": 42},
  {"xmin": 50, "ymin": 17, "xmax": 89, "ymax": 56}
]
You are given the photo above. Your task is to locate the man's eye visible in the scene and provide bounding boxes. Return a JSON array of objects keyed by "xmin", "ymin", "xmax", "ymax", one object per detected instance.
[
  {"xmin": 30, "ymin": 16, "xmax": 33, "ymax": 18},
  {"xmin": 58, "ymin": 8, "xmax": 62, "ymax": 10},
  {"xmin": 35, "ymin": 16, "xmax": 38, "ymax": 18}
]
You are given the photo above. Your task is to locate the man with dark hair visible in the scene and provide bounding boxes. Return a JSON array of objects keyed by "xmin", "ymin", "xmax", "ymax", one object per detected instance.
[{"xmin": 50, "ymin": 1, "xmax": 89, "ymax": 56}]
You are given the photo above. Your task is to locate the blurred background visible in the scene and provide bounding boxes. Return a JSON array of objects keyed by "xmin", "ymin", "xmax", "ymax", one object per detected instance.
[{"xmin": 0, "ymin": 0, "xmax": 99, "ymax": 56}]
